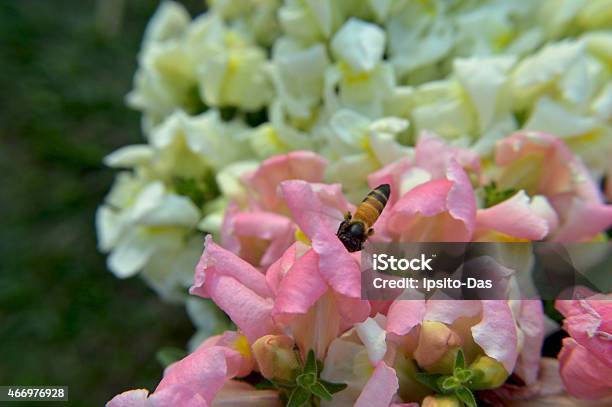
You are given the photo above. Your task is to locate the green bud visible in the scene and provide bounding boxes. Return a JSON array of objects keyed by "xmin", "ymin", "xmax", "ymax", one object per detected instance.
[{"xmin": 469, "ymin": 355, "xmax": 509, "ymax": 390}]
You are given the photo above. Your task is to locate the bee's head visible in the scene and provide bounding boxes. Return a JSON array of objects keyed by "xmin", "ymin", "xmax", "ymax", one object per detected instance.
[{"xmin": 336, "ymin": 221, "xmax": 365, "ymax": 252}]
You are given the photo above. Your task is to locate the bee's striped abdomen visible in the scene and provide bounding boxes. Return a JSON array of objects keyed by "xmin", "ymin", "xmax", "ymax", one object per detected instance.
[{"xmin": 353, "ymin": 184, "xmax": 390, "ymax": 227}]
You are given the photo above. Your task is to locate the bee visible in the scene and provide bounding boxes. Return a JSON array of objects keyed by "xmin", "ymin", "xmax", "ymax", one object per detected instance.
[{"xmin": 337, "ymin": 184, "xmax": 390, "ymax": 252}]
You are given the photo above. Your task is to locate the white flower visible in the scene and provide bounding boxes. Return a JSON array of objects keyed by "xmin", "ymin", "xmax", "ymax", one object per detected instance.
[
  {"xmin": 278, "ymin": 0, "xmax": 344, "ymax": 44},
  {"xmin": 96, "ymin": 181, "xmax": 200, "ymax": 279},
  {"xmin": 322, "ymin": 109, "xmax": 411, "ymax": 199},
  {"xmin": 126, "ymin": 2, "xmax": 201, "ymax": 132},
  {"xmin": 209, "ymin": 0, "xmax": 282, "ymax": 46},
  {"xmin": 271, "ymin": 38, "xmax": 330, "ymax": 119},
  {"xmin": 97, "ymin": 109, "xmax": 256, "ymax": 289},
  {"xmin": 511, "ymin": 34, "xmax": 612, "ymax": 176},
  {"xmin": 331, "ymin": 18, "xmax": 385, "ymax": 72}
]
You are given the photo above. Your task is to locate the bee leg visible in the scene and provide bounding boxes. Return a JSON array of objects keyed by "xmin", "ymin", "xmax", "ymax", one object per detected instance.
[
  {"xmin": 344, "ymin": 211, "xmax": 352, "ymax": 220},
  {"xmin": 367, "ymin": 228, "xmax": 375, "ymax": 236}
]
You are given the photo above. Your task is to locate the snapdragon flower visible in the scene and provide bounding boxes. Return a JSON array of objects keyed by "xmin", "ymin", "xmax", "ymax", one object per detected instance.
[
  {"xmin": 108, "ymin": 171, "xmax": 592, "ymax": 406},
  {"xmin": 556, "ymin": 288, "xmax": 612, "ymax": 400},
  {"xmin": 97, "ymin": 109, "xmax": 254, "ymax": 299}
]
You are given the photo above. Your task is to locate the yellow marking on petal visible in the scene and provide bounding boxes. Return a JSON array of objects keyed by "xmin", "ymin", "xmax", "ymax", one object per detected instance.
[
  {"xmin": 225, "ymin": 31, "xmax": 246, "ymax": 48},
  {"xmin": 339, "ymin": 61, "xmax": 371, "ymax": 84},
  {"xmin": 289, "ymin": 109, "xmax": 319, "ymax": 131},
  {"xmin": 295, "ymin": 228, "xmax": 311, "ymax": 246},
  {"xmin": 227, "ymin": 54, "xmax": 239, "ymax": 74},
  {"xmin": 353, "ymin": 349, "xmax": 376, "ymax": 379},
  {"xmin": 234, "ymin": 335, "xmax": 252, "ymax": 358},
  {"xmin": 493, "ymin": 31, "xmax": 514, "ymax": 51},
  {"xmin": 474, "ymin": 230, "xmax": 530, "ymax": 242}
]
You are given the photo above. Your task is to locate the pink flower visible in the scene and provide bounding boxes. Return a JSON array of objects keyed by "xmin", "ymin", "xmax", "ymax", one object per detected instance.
[
  {"xmin": 221, "ymin": 151, "xmax": 327, "ymax": 268},
  {"xmin": 384, "ymin": 159, "xmax": 476, "ymax": 242},
  {"xmin": 107, "ymin": 336, "xmax": 278, "ymax": 407},
  {"xmin": 556, "ymin": 290, "xmax": 612, "ymax": 400},
  {"xmin": 495, "ymin": 131, "xmax": 612, "ymax": 241}
]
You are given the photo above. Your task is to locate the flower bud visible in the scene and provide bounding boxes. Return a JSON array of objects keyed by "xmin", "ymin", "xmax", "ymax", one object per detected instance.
[
  {"xmin": 414, "ymin": 321, "xmax": 462, "ymax": 374},
  {"xmin": 252, "ymin": 335, "xmax": 300, "ymax": 382},
  {"xmin": 469, "ymin": 355, "xmax": 508, "ymax": 390},
  {"xmin": 422, "ymin": 394, "xmax": 461, "ymax": 407},
  {"xmin": 395, "ymin": 352, "xmax": 433, "ymax": 402}
]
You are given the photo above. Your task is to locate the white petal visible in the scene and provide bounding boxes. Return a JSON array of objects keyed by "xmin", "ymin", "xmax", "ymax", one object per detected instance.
[
  {"xmin": 454, "ymin": 56, "xmax": 516, "ymax": 132},
  {"xmin": 331, "ymin": 18, "xmax": 385, "ymax": 72},
  {"xmin": 523, "ymin": 96, "xmax": 597, "ymax": 137},
  {"xmin": 95, "ymin": 206, "xmax": 124, "ymax": 252},
  {"xmin": 107, "ymin": 231, "xmax": 159, "ymax": 278},
  {"xmin": 103, "ymin": 145, "xmax": 154, "ymax": 168},
  {"xmin": 143, "ymin": 0, "xmax": 190, "ymax": 45},
  {"xmin": 355, "ymin": 317, "xmax": 387, "ymax": 365}
]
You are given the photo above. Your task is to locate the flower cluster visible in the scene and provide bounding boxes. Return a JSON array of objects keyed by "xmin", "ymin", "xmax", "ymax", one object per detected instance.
[
  {"xmin": 97, "ymin": 0, "xmax": 611, "ymax": 297},
  {"xmin": 101, "ymin": 1, "xmax": 612, "ymax": 405},
  {"xmin": 109, "ymin": 130, "xmax": 611, "ymax": 405}
]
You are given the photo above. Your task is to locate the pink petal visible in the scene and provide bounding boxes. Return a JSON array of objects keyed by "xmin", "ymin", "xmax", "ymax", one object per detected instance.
[
  {"xmin": 190, "ymin": 235, "xmax": 271, "ymax": 299},
  {"xmin": 199, "ymin": 331, "xmax": 255, "ymax": 377},
  {"xmin": 265, "ymin": 242, "xmax": 303, "ymax": 296},
  {"xmin": 552, "ymin": 199, "xmax": 612, "ymax": 242},
  {"xmin": 514, "ymin": 300, "xmax": 546, "ymax": 385},
  {"xmin": 556, "ymin": 294, "xmax": 612, "ymax": 369},
  {"xmin": 386, "ymin": 161, "xmax": 475, "ymax": 241},
  {"xmin": 496, "ymin": 132, "xmax": 602, "ymax": 203},
  {"xmin": 107, "ymin": 389, "xmax": 151, "ymax": 407},
  {"xmin": 368, "ymin": 158, "xmax": 413, "ymax": 206},
  {"xmin": 445, "ymin": 160, "xmax": 477, "ymax": 238},
  {"xmin": 312, "ymin": 229, "xmax": 362, "ymax": 298},
  {"xmin": 334, "ymin": 292, "xmax": 371, "ymax": 326},
  {"xmin": 471, "ymin": 300, "xmax": 518, "ymax": 374},
  {"xmin": 279, "ymin": 180, "xmax": 348, "ymax": 239},
  {"xmin": 222, "ymin": 208, "xmax": 295, "ymax": 267},
  {"xmin": 203, "ymin": 274, "xmax": 275, "ymax": 343},
  {"xmin": 243, "ymin": 151, "xmax": 327, "ymax": 211},
  {"xmin": 354, "ymin": 362, "xmax": 399, "ymax": 407},
  {"xmin": 475, "ymin": 191, "xmax": 549, "ymax": 240},
  {"xmin": 212, "ymin": 381, "xmax": 281, "ymax": 406},
  {"xmin": 149, "ymin": 387, "xmax": 209, "ymax": 407},
  {"xmin": 559, "ymin": 338, "xmax": 612, "ymax": 400},
  {"xmin": 386, "ymin": 300, "xmax": 427, "ymax": 336},
  {"xmin": 416, "ymin": 131, "xmax": 481, "ymax": 181},
  {"xmin": 156, "ymin": 346, "xmax": 239, "ymax": 405},
  {"xmin": 272, "ymin": 249, "xmax": 328, "ymax": 320},
  {"xmin": 424, "ymin": 300, "xmax": 482, "ymax": 324}
]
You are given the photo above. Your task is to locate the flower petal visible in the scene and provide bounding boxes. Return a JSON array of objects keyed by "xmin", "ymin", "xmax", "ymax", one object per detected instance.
[
  {"xmin": 471, "ymin": 301, "xmax": 518, "ymax": 374},
  {"xmin": 354, "ymin": 362, "xmax": 399, "ymax": 407},
  {"xmin": 272, "ymin": 249, "xmax": 328, "ymax": 320}
]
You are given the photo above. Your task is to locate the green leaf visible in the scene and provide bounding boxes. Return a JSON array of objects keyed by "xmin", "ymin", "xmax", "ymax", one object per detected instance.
[
  {"xmin": 287, "ymin": 387, "xmax": 311, "ymax": 407},
  {"xmin": 155, "ymin": 346, "xmax": 187, "ymax": 368},
  {"xmin": 319, "ymin": 380, "xmax": 348, "ymax": 395},
  {"xmin": 296, "ymin": 372, "xmax": 317, "ymax": 389},
  {"xmin": 455, "ymin": 386, "xmax": 477, "ymax": 407},
  {"xmin": 455, "ymin": 349, "xmax": 465, "ymax": 370},
  {"xmin": 455, "ymin": 368, "xmax": 473, "ymax": 383},
  {"xmin": 304, "ymin": 349, "xmax": 317, "ymax": 375},
  {"xmin": 441, "ymin": 376, "xmax": 460, "ymax": 391},
  {"xmin": 415, "ymin": 372, "xmax": 443, "ymax": 393},
  {"xmin": 310, "ymin": 381, "xmax": 333, "ymax": 401}
]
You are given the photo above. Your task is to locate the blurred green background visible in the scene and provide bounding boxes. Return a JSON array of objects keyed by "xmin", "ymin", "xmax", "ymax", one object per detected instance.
[{"xmin": 0, "ymin": 1, "xmax": 204, "ymax": 405}]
